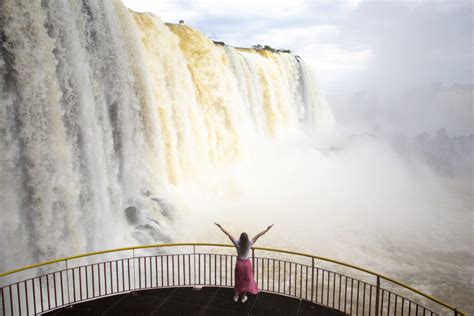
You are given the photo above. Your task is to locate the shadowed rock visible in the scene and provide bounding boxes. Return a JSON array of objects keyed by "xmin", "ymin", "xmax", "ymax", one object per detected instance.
[{"xmin": 124, "ymin": 206, "xmax": 139, "ymax": 224}]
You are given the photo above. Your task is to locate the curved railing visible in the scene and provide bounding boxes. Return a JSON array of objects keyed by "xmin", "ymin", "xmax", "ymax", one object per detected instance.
[{"xmin": 0, "ymin": 243, "xmax": 465, "ymax": 316}]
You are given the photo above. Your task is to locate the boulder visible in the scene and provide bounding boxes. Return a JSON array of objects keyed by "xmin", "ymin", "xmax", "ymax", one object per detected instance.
[{"xmin": 124, "ymin": 206, "xmax": 139, "ymax": 224}]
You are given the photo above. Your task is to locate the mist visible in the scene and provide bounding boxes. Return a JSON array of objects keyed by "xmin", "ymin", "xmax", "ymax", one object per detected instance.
[{"xmin": 163, "ymin": 109, "xmax": 472, "ymax": 312}]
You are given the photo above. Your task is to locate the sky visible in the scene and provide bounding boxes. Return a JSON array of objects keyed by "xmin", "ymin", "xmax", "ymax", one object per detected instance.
[{"xmin": 122, "ymin": 0, "xmax": 473, "ymax": 94}]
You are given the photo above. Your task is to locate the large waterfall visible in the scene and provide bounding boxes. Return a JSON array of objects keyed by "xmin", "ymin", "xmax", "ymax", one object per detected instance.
[{"xmin": 0, "ymin": 0, "xmax": 334, "ymax": 271}]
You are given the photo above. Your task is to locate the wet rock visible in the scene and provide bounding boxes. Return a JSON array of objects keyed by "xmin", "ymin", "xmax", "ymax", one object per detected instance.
[
  {"xmin": 149, "ymin": 219, "xmax": 160, "ymax": 226},
  {"xmin": 150, "ymin": 197, "xmax": 173, "ymax": 219},
  {"xmin": 124, "ymin": 206, "xmax": 139, "ymax": 224},
  {"xmin": 141, "ymin": 188, "xmax": 151, "ymax": 197},
  {"xmin": 135, "ymin": 224, "xmax": 171, "ymax": 243}
]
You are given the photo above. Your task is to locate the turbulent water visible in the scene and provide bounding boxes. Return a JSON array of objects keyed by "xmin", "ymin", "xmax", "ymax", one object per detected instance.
[{"xmin": 0, "ymin": 0, "xmax": 334, "ymax": 271}]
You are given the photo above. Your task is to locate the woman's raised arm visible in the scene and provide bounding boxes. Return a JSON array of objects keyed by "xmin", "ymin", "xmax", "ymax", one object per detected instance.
[
  {"xmin": 252, "ymin": 224, "xmax": 274, "ymax": 244},
  {"xmin": 215, "ymin": 223, "xmax": 236, "ymax": 244}
]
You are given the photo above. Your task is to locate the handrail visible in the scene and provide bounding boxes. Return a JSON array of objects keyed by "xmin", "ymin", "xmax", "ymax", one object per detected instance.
[
  {"xmin": 0, "ymin": 242, "xmax": 465, "ymax": 315},
  {"xmin": 0, "ymin": 243, "xmax": 231, "ymax": 277},
  {"xmin": 254, "ymin": 246, "xmax": 463, "ymax": 314}
]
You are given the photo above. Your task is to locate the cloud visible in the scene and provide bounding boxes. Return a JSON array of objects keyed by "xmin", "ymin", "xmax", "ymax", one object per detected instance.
[{"xmin": 122, "ymin": 0, "xmax": 473, "ymax": 93}]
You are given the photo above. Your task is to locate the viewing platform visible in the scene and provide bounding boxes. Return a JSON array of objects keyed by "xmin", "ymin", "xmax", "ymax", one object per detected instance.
[
  {"xmin": 43, "ymin": 286, "xmax": 343, "ymax": 315},
  {"xmin": 0, "ymin": 243, "xmax": 465, "ymax": 316}
]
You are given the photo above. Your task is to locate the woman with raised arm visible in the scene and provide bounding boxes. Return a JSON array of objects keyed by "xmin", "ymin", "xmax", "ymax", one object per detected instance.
[{"xmin": 215, "ymin": 223, "xmax": 274, "ymax": 303}]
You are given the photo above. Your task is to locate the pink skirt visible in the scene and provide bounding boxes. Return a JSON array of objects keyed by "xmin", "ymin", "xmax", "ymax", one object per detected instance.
[{"xmin": 234, "ymin": 258, "xmax": 259, "ymax": 295}]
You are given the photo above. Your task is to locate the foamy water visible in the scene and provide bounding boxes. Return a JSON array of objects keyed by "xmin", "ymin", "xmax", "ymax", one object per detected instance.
[{"xmin": 0, "ymin": 0, "xmax": 332, "ymax": 269}]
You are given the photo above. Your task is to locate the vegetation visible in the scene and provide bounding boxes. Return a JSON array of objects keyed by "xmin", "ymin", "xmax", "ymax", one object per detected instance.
[
  {"xmin": 251, "ymin": 44, "xmax": 292, "ymax": 54},
  {"xmin": 211, "ymin": 41, "xmax": 292, "ymax": 54}
]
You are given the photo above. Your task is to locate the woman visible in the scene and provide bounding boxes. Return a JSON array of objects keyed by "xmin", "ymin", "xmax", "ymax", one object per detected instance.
[{"xmin": 215, "ymin": 223, "xmax": 274, "ymax": 303}]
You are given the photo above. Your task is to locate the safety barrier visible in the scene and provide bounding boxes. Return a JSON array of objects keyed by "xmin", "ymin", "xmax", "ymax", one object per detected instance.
[{"xmin": 0, "ymin": 243, "xmax": 465, "ymax": 315}]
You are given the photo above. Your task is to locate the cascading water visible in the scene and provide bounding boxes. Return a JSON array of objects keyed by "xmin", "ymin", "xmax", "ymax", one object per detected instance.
[{"xmin": 0, "ymin": 0, "xmax": 334, "ymax": 272}]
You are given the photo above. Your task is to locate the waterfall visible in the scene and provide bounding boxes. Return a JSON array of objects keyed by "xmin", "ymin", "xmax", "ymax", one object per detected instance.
[{"xmin": 0, "ymin": 0, "xmax": 334, "ymax": 271}]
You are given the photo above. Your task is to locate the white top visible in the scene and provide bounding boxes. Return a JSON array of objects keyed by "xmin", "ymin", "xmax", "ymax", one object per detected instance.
[{"xmin": 233, "ymin": 239, "xmax": 253, "ymax": 260}]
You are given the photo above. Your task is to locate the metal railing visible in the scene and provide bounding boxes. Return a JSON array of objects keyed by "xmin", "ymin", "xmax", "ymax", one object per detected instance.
[{"xmin": 0, "ymin": 243, "xmax": 465, "ymax": 316}]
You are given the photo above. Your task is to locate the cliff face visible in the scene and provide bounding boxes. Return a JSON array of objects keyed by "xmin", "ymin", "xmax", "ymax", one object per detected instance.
[{"xmin": 0, "ymin": 0, "xmax": 333, "ymax": 269}]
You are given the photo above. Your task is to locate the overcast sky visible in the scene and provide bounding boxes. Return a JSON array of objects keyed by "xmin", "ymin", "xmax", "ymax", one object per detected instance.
[{"xmin": 122, "ymin": 0, "xmax": 473, "ymax": 94}]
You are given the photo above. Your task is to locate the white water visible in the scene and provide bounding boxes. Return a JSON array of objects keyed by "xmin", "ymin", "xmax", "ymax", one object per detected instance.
[
  {"xmin": 0, "ymin": 0, "xmax": 472, "ymax": 313},
  {"xmin": 0, "ymin": 0, "xmax": 333, "ymax": 271}
]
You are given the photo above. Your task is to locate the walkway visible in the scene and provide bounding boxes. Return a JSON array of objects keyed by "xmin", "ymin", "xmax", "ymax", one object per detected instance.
[{"xmin": 45, "ymin": 286, "xmax": 346, "ymax": 315}]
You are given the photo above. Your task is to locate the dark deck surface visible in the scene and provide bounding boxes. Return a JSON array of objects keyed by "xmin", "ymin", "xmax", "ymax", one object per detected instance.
[{"xmin": 44, "ymin": 287, "xmax": 346, "ymax": 316}]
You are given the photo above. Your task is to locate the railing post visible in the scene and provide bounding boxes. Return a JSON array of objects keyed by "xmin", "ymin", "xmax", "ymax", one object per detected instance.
[
  {"xmin": 311, "ymin": 257, "xmax": 314, "ymax": 302},
  {"xmin": 375, "ymin": 276, "xmax": 380, "ymax": 316},
  {"xmin": 193, "ymin": 245, "xmax": 196, "ymax": 288},
  {"xmin": 453, "ymin": 308, "xmax": 458, "ymax": 316},
  {"xmin": 65, "ymin": 260, "xmax": 71, "ymax": 308},
  {"xmin": 252, "ymin": 248, "xmax": 255, "ymax": 272},
  {"xmin": 132, "ymin": 249, "xmax": 135, "ymax": 290}
]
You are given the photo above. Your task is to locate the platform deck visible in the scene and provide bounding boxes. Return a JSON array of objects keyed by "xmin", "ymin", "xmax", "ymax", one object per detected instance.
[{"xmin": 45, "ymin": 286, "xmax": 346, "ymax": 316}]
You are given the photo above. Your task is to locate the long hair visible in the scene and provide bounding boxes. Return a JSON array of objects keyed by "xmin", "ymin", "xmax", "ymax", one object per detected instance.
[{"xmin": 239, "ymin": 232, "xmax": 249, "ymax": 250}]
